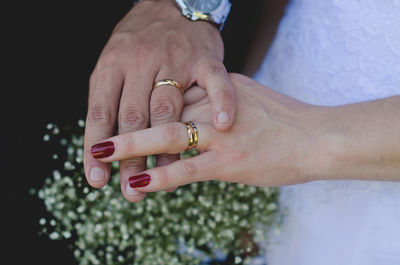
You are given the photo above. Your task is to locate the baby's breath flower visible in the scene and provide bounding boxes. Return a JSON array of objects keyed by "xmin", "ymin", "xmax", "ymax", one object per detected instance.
[
  {"xmin": 49, "ymin": 231, "xmax": 60, "ymax": 240},
  {"xmin": 43, "ymin": 134, "xmax": 50, "ymax": 142},
  {"xmin": 39, "ymin": 218, "xmax": 46, "ymax": 225},
  {"xmin": 62, "ymin": 231, "xmax": 72, "ymax": 239},
  {"xmin": 53, "ymin": 127, "xmax": 60, "ymax": 135},
  {"xmin": 235, "ymin": 256, "xmax": 243, "ymax": 264},
  {"xmin": 36, "ymin": 121, "xmax": 280, "ymax": 265},
  {"xmin": 77, "ymin": 119, "xmax": 85, "ymax": 127}
]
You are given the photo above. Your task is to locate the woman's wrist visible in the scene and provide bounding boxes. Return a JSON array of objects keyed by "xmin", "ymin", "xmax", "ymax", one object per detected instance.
[
  {"xmin": 307, "ymin": 104, "xmax": 365, "ymax": 182},
  {"xmin": 308, "ymin": 96, "xmax": 400, "ymax": 182},
  {"xmin": 295, "ymin": 106, "xmax": 342, "ymax": 183},
  {"xmin": 308, "ymin": 110, "xmax": 347, "ymax": 182}
]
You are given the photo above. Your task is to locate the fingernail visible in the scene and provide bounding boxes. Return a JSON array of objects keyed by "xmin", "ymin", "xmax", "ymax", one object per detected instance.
[
  {"xmin": 126, "ymin": 183, "xmax": 141, "ymax": 196},
  {"xmin": 129, "ymin": 173, "xmax": 151, "ymax": 188},
  {"xmin": 91, "ymin": 141, "xmax": 115, "ymax": 159},
  {"xmin": 217, "ymin": 111, "xmax": 230, "ymax": 124},
  {"xmin": 90, "ymin": 167, "xmax": 105, "ymax": 182}
]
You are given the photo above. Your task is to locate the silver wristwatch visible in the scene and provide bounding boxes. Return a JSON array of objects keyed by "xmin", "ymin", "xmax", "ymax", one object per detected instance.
[{"xmin": 175, "ymin": 0, "xmax": 232, "ymax": 30}]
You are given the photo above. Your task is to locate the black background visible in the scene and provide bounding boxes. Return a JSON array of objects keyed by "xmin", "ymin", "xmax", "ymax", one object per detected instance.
[{"xmin": 4, "ymin": 0, "xmax": 265, "ymax": 264}]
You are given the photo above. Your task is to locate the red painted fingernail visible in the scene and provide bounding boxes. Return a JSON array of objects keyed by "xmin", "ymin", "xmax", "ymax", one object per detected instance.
[
  {"xmin": 129, "ymin": 174, "xmax": 151, "ymax": 188},
  {"xmin": 91, "ymin": 141, "xmax": 115, "ymax": 159}
]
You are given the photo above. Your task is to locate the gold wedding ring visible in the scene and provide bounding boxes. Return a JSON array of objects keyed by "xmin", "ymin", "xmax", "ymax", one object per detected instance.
[
  {"xmin": 153, "ymin": 79, "xmax": 184, "ymax": 94},
  {"xmin": 183, "ymin": 121, "xmax": 198, "ymax": 150}
]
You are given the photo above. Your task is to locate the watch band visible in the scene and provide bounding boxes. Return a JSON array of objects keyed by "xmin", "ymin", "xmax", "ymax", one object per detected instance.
[
  {"xmin": 132, "ymin": 0, "xmax": 231, "ymax": 31},
  {"xmin": 175, "ymin": 0, "xmax": 231, "ymax": 31},
  {"xmin": 132, "ymin": 0, "xmax": 144, "ymax": 6}
]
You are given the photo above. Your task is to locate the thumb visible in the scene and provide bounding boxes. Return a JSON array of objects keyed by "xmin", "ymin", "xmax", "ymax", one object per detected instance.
[{"xmin": 194, "ymin": 59, "xmax": 236, "ymax": 131}]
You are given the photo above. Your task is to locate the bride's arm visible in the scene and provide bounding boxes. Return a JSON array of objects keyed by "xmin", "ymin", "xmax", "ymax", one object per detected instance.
[
  {"xmin": 240, "ymin": 1, "xmax": 400, "ymax": 181},
  {"xmin": 88, "ymin": 74, "xmax": 399, "ymax": 196},
  {"xmin": 318, "ymin": 95, "xmax": 400, "ymax": 181}
]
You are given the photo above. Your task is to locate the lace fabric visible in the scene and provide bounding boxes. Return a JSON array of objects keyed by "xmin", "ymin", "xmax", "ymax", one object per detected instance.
[
  {"xmin": 253, "ymin": 0, "xmax": 400, "ymax": 264},
  {"xmin": 255, "ymin": 0, "xmax": 400, "ymax": 106}
]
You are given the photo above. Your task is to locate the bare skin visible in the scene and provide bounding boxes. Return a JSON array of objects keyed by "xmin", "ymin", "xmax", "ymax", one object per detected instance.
[
  {"xmin": 84, "ymin": 0, "xmax": 236, "ymax": 202},
  {"xmin": 92, "ymin": 73, "xmax": 400, "ymax": 196}
]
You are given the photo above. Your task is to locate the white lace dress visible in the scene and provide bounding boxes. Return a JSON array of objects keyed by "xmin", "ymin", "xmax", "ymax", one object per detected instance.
[{"xmin": 253, "ymin": 0, "xmax": 400, "ymax": 264}]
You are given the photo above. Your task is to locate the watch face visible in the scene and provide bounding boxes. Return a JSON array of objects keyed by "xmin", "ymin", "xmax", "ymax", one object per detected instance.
[{"xmin": 185, "ymin": 0, "xmax": 222, "ymax": 13}]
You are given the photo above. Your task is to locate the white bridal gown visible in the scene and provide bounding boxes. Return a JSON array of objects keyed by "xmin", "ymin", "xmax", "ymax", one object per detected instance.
[{"xmin": 253, "ymin": 0, "xmax": 400, "ymax": 264}]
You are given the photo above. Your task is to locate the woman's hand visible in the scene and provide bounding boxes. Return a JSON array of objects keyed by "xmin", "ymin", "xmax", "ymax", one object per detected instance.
[{"xmin": 90, "ymin": 73, "xmax": 332, "ymax": 198}]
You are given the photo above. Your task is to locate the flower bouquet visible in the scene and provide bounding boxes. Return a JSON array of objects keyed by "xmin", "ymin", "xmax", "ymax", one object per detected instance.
[{"xmin": 34, "ymin": 120, "xmax": 280, "ymax": 265}]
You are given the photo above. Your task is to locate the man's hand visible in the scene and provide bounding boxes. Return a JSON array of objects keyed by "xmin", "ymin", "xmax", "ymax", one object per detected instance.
[
  {"xmin": 89, "ymin": 74, "xmax": 327, "ymax": 191},
  {"xmin": 83, "ymin": 0, "xmax": 235, "ymax": 202}
]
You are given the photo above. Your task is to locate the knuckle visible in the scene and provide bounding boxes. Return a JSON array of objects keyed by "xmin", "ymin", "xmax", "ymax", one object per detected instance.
[
  {"xmin": 208, "ymin": 62, "xmax": 226, "ymax": 75},
  {"xmin": 215, "ymin": 88, "xmax": 234, "ymax": 102},
  {"xmin": 166, "ymin": 42, "xmax": 186, "ymax": 59},
  {"xmin": 151, "ymin": 99, "xmax": 177, "ymax": 121},
  {"xmin": 88, "ymin": 69, "xmax": 105, "ymax": 92},
  {"xmin": 106, "ymin": 33, "xmax": 132, "ymax": 54},
  {"xmin": 156, "ymin": 153, "xmax": 179, "ymax": 166},
  {"xmin": 162, "ymin": 123, "xmax": 181, "ymax": 144},
  {"xmin": 98, "ymin": 50, "xmax": 121, "ymax": 69},
  {"xmin": 86, "ymin": 104, "xmax": 114, "ymax": 126},
  {"xmin": 198, "ymin": 59, "xmax": 226, "ymax": 78},
  {"xmin": 182, "ymin": 159, "xmax": 196, "ymax": 175},
  {"xmin": 165, "ymin": 32, "xmax": 190, "ymax": 58},
  {"xmin": 101, "ymin": 33, "xmax": 153, "ymax": 69},
  {"xmin": 228, "ymin": 72, "xmax": 253, "ymax": 86},
  {"xmin": 119, "ymin": 106, "xmax": 148, "ymax": 131},
  {"xmin": 120, "ymin": 158, "xmax": 146, "ymax": 172},
  {"xmin": 156, "ymin": 166, "xmax": 170, "ymax": 188},
  {"xmin": 135, "ymin": 39, "xmax": 155, "ymax": 61},
  {"xmin": 110, "ymin": 32, "xmax": 133, "ymax": 46},
  {"xmin": 228, "ymin": 72, "xmax": 242, "ymax": 81},
  {"xmin": 98, "ymin": 33, "xmax": 134, "ymax": 68}
]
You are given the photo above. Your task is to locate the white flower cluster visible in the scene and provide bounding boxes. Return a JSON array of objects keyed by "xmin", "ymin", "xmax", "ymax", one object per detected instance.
[{"xmin": 35, "ymin": 120, "xmax": 280, "ymax": 265}]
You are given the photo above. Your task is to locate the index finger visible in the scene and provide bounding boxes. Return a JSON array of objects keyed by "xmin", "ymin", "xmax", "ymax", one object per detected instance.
[
  {"xmin": 90, "ymin": 122, "xmax": 214, "ymax": 163},
  {"xmin": 83, "ymin": 65, "xmax": 123, "ymax": 188}
]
